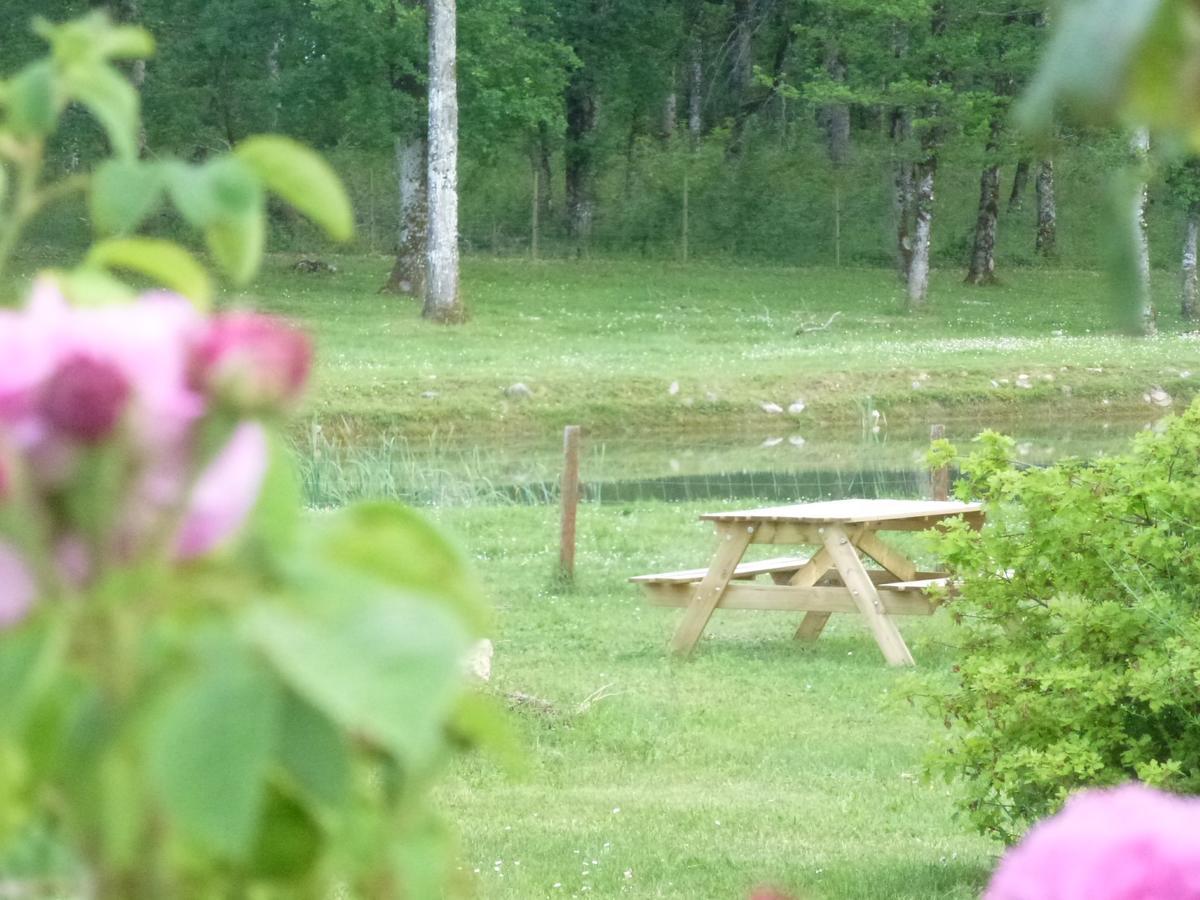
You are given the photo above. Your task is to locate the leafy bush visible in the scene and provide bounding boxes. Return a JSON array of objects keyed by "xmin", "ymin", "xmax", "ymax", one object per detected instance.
[{"xmin": 920, "ymin": 403, "xmax": 1200, "ymax": 843}]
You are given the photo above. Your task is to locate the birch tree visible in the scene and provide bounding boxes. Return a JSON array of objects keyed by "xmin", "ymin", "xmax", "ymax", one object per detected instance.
[
  {"xmin": 423, "ymin": 0, "xmax": 463, "ymax": 322},
  {"xmin": 966, "ymin": 123, "xmax": 1001, "ymax": 285},
  {"xmin": 1173, "ymin": 160, "xmax": 1200, "ymax": 321},
  {"xmin": 386, "ymin": 136, "xmax": 428, "ymax": 294},
  {"xmin": 1008, "ymin": 159, "xmax": 1030, "ymax": 211},
  {"xmin": 1130, "ymin": 128, "xmax": 1153, "ymax": 335},
  {"xmin": 1035, "ymin": 159, "xmax": 1056, "ymax": 257},
  {"xmin": 1185, "ymin": 202, "xmax": 1199, "ymax": 321}
]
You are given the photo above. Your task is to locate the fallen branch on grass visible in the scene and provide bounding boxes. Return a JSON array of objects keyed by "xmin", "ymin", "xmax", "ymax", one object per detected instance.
[{"xmin": 794, "ymin": 311, "xmax": 841, "ymax": 335}]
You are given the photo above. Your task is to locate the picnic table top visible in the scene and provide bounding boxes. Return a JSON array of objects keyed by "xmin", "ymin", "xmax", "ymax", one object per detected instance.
[{"xmin": 699, "ymin": 498, "xmax": 983, "ymax": 526}]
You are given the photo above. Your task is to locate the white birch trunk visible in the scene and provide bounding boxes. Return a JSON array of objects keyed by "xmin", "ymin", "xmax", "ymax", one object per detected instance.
[
  {"xmin": 907, "ymin": 160, "xmax": 935, "ymax": 307},
  {"xmin": 1131, "ymin": 128, "xmax": 1154, "ymax": 335},
  {"xmin": 1184, "ymin": 203, "xmax": 1198, "ymax": 320},
  {"xmin": 662, "ymin": 91, "xmax": 677, "ymax": 140},
  {"xmin": 1035, "ymin": 160, "xmax": 1056, "ymax": 256},
  {"xmin": 687, "ymin": 37, "xmax": 702, "ymax": 138},
  {"xmin": 267, "ymin": 34, "xmax": 283, "ymax": 132},
  {"xmin": 423, "ymin": 0, "xmax": 463, "ymax": 322}
]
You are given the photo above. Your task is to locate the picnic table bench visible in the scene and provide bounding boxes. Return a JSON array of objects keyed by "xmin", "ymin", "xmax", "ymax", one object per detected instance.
[{"xmin": 630, "ymin": 498, "xmax": 983, "ymax": 666}]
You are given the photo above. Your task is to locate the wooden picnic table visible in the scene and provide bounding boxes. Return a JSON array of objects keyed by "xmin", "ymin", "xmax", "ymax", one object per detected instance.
[{"xmin": 630, "ymin": 499, "xmax": 984, "ymax": 666}]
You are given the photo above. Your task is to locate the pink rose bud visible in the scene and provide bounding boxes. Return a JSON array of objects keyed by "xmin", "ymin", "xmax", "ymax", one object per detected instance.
[
  {"xmin": 39, "ymin": 354, "xmax": 131, "ymax": 444},
  {"xmin": 191, "ymin": 313, "xmax": 311, "ymax": 411}
]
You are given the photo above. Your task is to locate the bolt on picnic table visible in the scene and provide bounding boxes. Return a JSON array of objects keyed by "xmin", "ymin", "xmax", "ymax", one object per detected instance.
[{"xmin": 630, "ymin": 499, "xmax": 984, "ymax": 666}]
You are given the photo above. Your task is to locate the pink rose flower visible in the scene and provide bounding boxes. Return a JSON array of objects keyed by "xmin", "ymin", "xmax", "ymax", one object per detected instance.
[
  {"xmin": 39, "ymin": 354, "xmax": 131, "ymax": 444},
  {"xmin": 0, "ymin": 278, "xmax": 285, "ymax": 593},
  {"xmin": 985, "ymin": 784, "xmax": 1200, "ymax": 900},
  {"xmin": 190, "ymin": 312, "xmax": 311, "ymax": 412},
  {"xmin": 1, "ymin": 279, "xmax": 204, "ymax": 451},
  {"xmin": 176, "ymin": 421, "xmax": 269, "ymax": 559}
]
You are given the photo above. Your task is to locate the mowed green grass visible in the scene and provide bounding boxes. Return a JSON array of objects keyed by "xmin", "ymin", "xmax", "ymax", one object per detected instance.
[
  {"xmin": 235, "ymin": 255, "xmax": 1200, "ymax": 438},
  {"xmin": 429, "ymin": 501, "xmax": 998, "ymax": 900}
]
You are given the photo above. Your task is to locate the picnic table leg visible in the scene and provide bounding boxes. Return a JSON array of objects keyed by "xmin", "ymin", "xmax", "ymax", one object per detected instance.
[
  {"xmin": 777, "ymin": 547, "xmax": 836, "ymax": 642},
  {"xmin": 821, "ymin": 526, "xmax": 916, "ymax": 667},
  {"xmin": 669, "ymin": 522, "xmax": 754, "ymax": 656}
]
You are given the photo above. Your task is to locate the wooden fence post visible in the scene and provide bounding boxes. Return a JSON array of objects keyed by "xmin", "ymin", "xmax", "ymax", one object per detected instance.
[
  {"xmin": 559, "ymin": 425, "xmax": 582, "ymax": 584},
  {"xmin": 930, "ymin": 423, "xmax": 949, "ymax": 501}
]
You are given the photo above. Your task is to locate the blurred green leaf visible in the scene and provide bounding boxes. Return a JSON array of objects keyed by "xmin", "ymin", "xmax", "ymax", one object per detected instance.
[
  {"xmin": 451, "ymin": 693, "xmax": 523, "ymax": 774},
  {"xmin": 275, "ymin": 691, "xmax": 350, "ymax": 811},
  {"xmin": 34, "ymin": 13, "xmax": 153, "ymax": 64},
  {"xmin": 4, "ymin": 61, "xmax": 60, "ymax": 137},
  {"xmin": 236, "ymin": 135, "xmax": 354, "ymax": 241},
  {"xmin": 244, "ymin": 432, "xmax": 303, "ymax": 558},
  {"xmin": 393, "ymin": 812, "xmax": 454, "ymax": 899},
  {"xmin": 1018, "ymin": 0, "xmax": 1200, "ymax": 142},
  {"xmin": 86, "ymin": 238, "xmax": 212, "ymax": 308},
  {"xmin": 1126, "ymin": 2, "xmax": 1200, "ymax": 133},
  {"xmin": 94, "ymin": 25, "xmax": 155, "ymax": 61},
  {"xmin": 163, "ymin": 161, "xmax": 220, "ymax": 228},
  {"xmin": 90, "ymin": 159, "xmax": 164, "ymax": 236},
  {"xmin": 54, "ymin": 267, "xmax": 137, "ymax": 307},
  {"xmin": 62, "ymin": 63, "xmax": 138, "ymax": 159},
  {"xmin": 0, "ymin": 624, "xmax": 64, "ymax": 738},
  {"xmin": 244, "ymin": 584, "xmax": 468, "ymax": 767},
  {"xmin": 202, "ymin": 158, "xmax": 265, "ymax": 284},
  {"xmin": 247, "ymin": 786, "xmax": 322, "ymax": 881},
  {"xmin": 206, "ymin": 208, "xmax": 264, "ymax": 286},
  {"xmin": 316, "ymin": 503, "xmax": 488, "ymax": 635},
  {"xmin": 207, "ymin": 156, "xmax": 263, "ymax": 217},
  {"xmin": 149, "ymin": 650, "xmax": 281, "ymax": 859},
  {"xmin": 1019, "ymin": 0, "xmax": 1161, "ymax": 133}
]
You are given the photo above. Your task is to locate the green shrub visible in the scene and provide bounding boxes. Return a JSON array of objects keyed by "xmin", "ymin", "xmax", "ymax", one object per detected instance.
[{"xmin": 919, "ymin": 402, "xmax": 1200, "ymax": 843}]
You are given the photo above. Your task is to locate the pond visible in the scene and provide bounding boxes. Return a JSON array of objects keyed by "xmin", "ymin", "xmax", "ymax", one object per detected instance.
[{"xmin": 295, "ymin": 413, "xmax": 1159, "ymax": 509}]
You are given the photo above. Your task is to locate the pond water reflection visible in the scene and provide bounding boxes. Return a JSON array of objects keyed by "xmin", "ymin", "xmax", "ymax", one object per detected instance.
[{"xmin": 295, "ymin": 415, "xmax": 1158, "ymax": 509}]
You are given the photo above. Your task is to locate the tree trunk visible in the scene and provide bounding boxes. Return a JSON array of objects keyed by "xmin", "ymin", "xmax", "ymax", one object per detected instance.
[
  {"xmin": 966, "ymin": 125, "xmax": 1002, "ymax": 285},
  {"xmin": 383, "ymin": 136, "xmax": 427, "ymax": 295},
  {"xmin": 1184, "ymin": 201, "xmax": 1199, "ymax": 320},
  {"xmin": 119, "ymin": 0, "xmax": 148, "ymax": 155},
  {"xmin": 1035, "ymin": 160, "xmax": 1056, "ymax": 258},
  {"xmin": 681, "ymin": 169, "xmax": 690, "ymax": 262},
  {"xmin": 423, "ymin": 0, "xmax": 464, "ymax": 322},
  {"xmin": 564, "ymin": 74, "xmax": 598, "ymax": 253},
  {"xmin": 1130, "ymin": 128, "xmax": 1154, "ymax": 335},
  {"xmin": 1008, "ymin": 158, "xmax": 1030, "ymax": 212},
  {"xmin": 890, "ymin": 109, "xmax": 915, "ymax": 281},
  {"xmin": 530, "ymin": 153, "xmax": 540, "ymax": 261},
  {"xmin": 662, "ymin": 90, "xmax": 677, "ymax": 140},
  {"xmin": 821, "ymin": 44, "xmax": 850, "ymax": 167},
  {"xmin": 907, "ymin": 155, "xmax": 936, "ymax": 308},
  {"xmin": 730, "ymin": 0, "xmax": 752, "ymax": 106},
  {"xmin": 727, "ymin": 0, "xmax": 753, "ymax": 155},
  {"xmin": 687, "ymin": 36, "xmax": 703, "ymax": 138},
  {"xmin": 267, "ymin": 34, "xmax": 283, "ymax": 132},
  {"xmin": 537, "ymin": 123, "xmax": 554, "ymax": 224}
]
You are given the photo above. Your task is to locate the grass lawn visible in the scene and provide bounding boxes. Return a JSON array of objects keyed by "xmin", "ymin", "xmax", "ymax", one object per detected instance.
[
  {"xmin": 228, "ymin": 254, "xmax": 1200, "ymax": 438},
  {"xmin": 431, "ymin": 501, "xmax": 998, "ymax": 900}
]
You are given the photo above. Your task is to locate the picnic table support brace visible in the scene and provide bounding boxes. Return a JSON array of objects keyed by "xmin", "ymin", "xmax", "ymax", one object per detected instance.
[
  {"xmin": 821, "ymin": 526, "xmax": 916, "ymax": 667},
  {"xmin": 780, "ymin": 546, "xmax": 836, "ymax": 642}
]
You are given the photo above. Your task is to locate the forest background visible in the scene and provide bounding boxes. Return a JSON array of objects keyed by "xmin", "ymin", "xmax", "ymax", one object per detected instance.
[{"xmin": 6, "ymin": 0, "xmax": 1183, "ymax": 295}]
